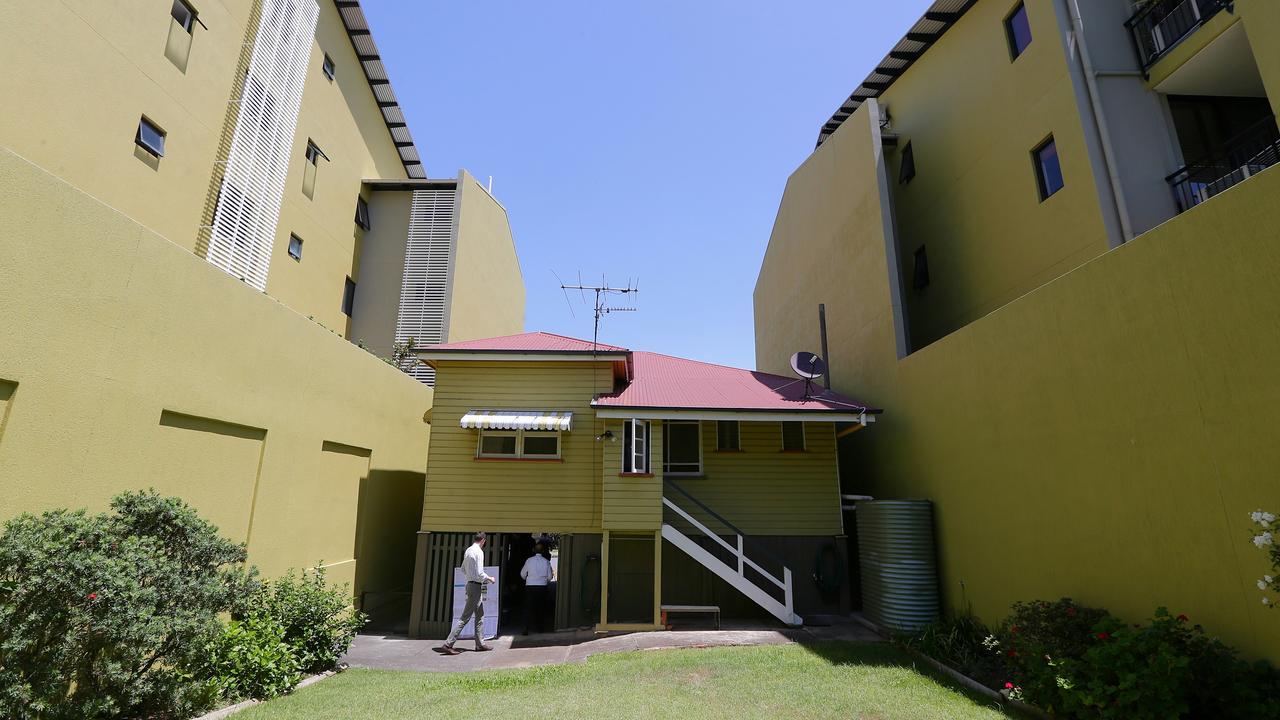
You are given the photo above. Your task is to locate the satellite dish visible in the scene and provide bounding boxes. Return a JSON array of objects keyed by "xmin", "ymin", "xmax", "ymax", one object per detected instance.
[{"xmin": 790, "ymin": 351, "xmax": 827, "ymax": 380}]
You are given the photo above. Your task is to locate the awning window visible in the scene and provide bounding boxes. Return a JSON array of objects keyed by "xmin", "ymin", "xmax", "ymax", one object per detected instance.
[{"xmin": 460, "ymin": 410, "xmax": 572, "ymax": 432}]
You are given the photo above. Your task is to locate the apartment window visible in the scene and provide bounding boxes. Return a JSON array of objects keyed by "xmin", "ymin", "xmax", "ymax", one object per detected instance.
[
  {"xmin": 135, "ymin": 117, "xmax": 166, "ymax": 157},
  {"xmin": 171, "ymin": 0, "xmax": 197, "ymax": 33},
  {"xmin": 622, "ymin": 419, "xmax": 650, "ymax": 473},
  {"xmin": 663, "ymin": 420, "xmax": 702, "ymax": 474},
  {"xmin": 1033, "ymin": 136, "xmax": 1064, "ymax": 200},
  {"xmin": 322, "ymin": 53, "xmax": 336, "ymax": 81},
  {"xmin": 1005, "ymin": 2, "xmax": 1032, "ymax": 60},
  {"xmin": 287, "ymin": 234, "xmax": 303, "ymax": 261},
  {"xmin": 305, "ymin": 140, "xmax": 326, "ymax": 165},
  {"xmin": 303, "ymin": 140, "xmax": 326, "ymax": 199},
  {"xmin": 781, "ymin": 421, "xmax": 806, "ymax": 451},
  {"xmin": 912, "ymin": 245, "xmax": 930, "ymax": 290},
  {"xmin": 716, "ymin": 420, "xmax": 740, "ymax": 451},
  {"xmin": 899, "ymin": 141, "xmax": 916, "ymax": 184},
  {"xmin": 354, "ymin": 196, "xmax": 371, "ymax": 230},
  {"xmin": 341, "ymin": 277, "xmax": 355, "ymax": 316}
]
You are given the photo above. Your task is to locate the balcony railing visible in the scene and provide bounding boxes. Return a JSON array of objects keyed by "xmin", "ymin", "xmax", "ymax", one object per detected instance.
[
  {"xmin": 1126, "ymin": 0, "xmax": 1226, "ymax": 70},
  {"xmin": 1167, "ymin": 116, "xmax": 1280, "ymax": 212}
]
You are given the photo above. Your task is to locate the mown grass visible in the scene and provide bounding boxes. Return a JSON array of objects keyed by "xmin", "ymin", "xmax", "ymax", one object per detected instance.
[{"xmin": 238, "ymin": 641, "xmax": 1018, "ymax": 719}]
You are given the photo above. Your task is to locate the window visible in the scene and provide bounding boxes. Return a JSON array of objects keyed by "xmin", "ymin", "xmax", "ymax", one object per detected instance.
[
  {"xmin": 622, "ymin": 419, "xmax": 649, "ymax": 473},
  {"xmin": 899, "ymin": 141, "xmax": 916, "ymax": 184},
  {"xmin": 478, "ymin": 430, "xmax": 518, "ymax": 457},
  {"xmin": 287, "ymin": 234, "xmax": 303, "ymax": 261},
  {"xmin": 716, "ymin": 420, "xmax": 740, "ymax": 451},
  {"xmin": 303, "ymin": 140, "xmax": 325, "ymax": 199},
  {"xmin": 341, "ymin": 277, "xmax": 355, "ymax": 316},
  {"xmin": 354, "ymin": 195, "xmax": 371, "ymax": 230},
  {"xmin": 663, "ymin": 421, "xmax": 702, "ymax": 474},
  {"xmin": 135, "ymin": 117, "xmax": 166, "ymax": 157},
  {"xmin": 522, "ymin": 432, "xmax": 560, "ymax": 457},
  {"xmin": 1033, "ymin": 136, "xmax": 1064, "ymax": 200},
  {"xmin": 477, "ymin": 429, "xmax": 561, "ymax": 459},
  {"xmin": 781, "ymin": 421, "xmax": 806, "ymax": 451},
  {"xmin": 305, "ymin": 140, "xmax": 326, "ymax": 165},
  {"xmin": 171, "ymin": 0, "xmax": 197, "ymax": 33},
  {"xmin": 912, "ymin": 245, "xmax": 930, "ymax": 291},
  {"xmin": 1005, "ymin": 2, "xmax": 1032, "ymax": 60},
  {"xmin": 322, "ymin": 53, "xmax": 336, "ymax": 81}
]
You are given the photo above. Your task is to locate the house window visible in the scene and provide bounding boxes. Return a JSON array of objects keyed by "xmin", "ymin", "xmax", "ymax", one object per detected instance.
[
  {"xmin": 478, "ymin": 430, "xmax": 518, "ymax": 457},
  {"xmin": 899, "ymin": 141, "xmax": 916, "ymax": 184},
  {"xmin": 522, "ymin": 431, "xmax": 561, "ymax": 458},
  {"xmin": 341, "ymin": 276, "xmax": 355, "ymax": 316},
  {"xmin": 288, "ymin": 233, "xmax": 303, "ymax": 261},
  {"xmin": 1033, "ymin": 136, "xmax": 1064, "ymax": 200},
  {"xmin": 781, "ymin": 421, "xmax": 806, "ymax": 451},
  {"xmin": 662, "ymin": 420, "xmax": 702, "ymax": 474},
  {"xmin": 135, "ymin": 116, "xmax": 166, "ymax": 157},
  {"xmin": 912, "ymin": 245, "xmax": 930, "ymax": 290},
  {"xmin": 355, "ymin": 196, "xmax": 371, "ymax": 230},
  {"xmin": 322, "ymin": 53, "xmax": 336, "ymax": 81},
  {"xmin": 716, "ymin": 420, "xmax": 740, "ymax": 451},
  {"xmin": 476, "ymin": 429, "xmax": 561, "ymax": 459},
  {"xmin": 1005, "ymin": 2, "xmax": 1032, "ymax": 60},
  {"xmin": 622, "ymin": 419, "xmax": 649, "ymax": 473},
  {"xmin": 171, "ymin": 0, "xmax": 197, "ymax": 33}
]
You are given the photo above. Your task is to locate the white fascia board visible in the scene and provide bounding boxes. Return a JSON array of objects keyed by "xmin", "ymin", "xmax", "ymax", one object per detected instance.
[{"xmin": 592, "ymin": 407, "xmax": 875, "ymax": 424}]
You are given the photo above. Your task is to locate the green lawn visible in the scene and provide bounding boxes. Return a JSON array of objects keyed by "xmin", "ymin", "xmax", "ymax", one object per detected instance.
[{"xmin": 237, "ymin": 642, "xmax": 1017, "ymax": 720}]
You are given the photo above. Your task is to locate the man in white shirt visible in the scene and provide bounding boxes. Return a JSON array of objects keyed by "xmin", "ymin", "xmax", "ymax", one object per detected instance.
[
  {"xmin": 440, "ymin": 531, "xmax": 495, "ymax": 655},
  {"xmin": 519, "ymin": 541, "xmax": 555, "ymax": 635}
]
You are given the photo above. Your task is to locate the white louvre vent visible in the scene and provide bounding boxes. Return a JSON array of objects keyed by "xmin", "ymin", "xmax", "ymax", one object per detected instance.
[
  {"xmin": 396, "ymin": 188, "xmax": 457, "ymax": 385},
  {"xmin": 206, "ymin": 0, "xmax": 318, "ymax": 291}
]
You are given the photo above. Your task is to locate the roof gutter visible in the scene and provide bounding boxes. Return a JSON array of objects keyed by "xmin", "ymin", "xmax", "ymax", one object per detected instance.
[{"xmin": 592, "ymin": 406, "xmax": 879, "ymax": 424}]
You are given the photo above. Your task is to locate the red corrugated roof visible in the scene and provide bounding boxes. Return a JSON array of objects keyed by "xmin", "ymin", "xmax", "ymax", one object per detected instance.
[
  {"xmin": 593, "ymin": 352, "xmax": 878, "ymax": 414},
  {"xmin": 421, "ymin": 331, "xmax": 627, "ymax": 353}
]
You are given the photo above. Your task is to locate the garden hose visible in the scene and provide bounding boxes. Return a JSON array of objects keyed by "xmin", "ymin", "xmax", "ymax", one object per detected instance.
[{"xmin": 813, "ymin": 543, "xmax": 845, "ymax": 594}]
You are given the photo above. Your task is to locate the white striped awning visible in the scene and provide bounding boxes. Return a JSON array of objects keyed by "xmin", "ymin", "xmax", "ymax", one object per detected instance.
[{"xmin": 459, "ymin": 410, "xmax": 572, "ymax": 431}]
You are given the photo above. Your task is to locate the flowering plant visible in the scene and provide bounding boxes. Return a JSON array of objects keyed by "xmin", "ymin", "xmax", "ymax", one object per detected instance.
[{"xmin": 1251, "ymin": 509, "xmax": 1278, "ymax": 607}]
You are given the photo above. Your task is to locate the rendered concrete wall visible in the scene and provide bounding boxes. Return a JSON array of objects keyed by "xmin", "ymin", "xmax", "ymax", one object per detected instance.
[
  {"xmin": 447, "ymin": 171, "xmax": 526, "ymax": 343},
  {"xmin": 0, "ymin": 148, "xmax": 431, "ymax": 597}
]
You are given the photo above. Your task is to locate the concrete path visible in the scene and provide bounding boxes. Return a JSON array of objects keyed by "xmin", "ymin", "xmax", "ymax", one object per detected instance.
[{"xmin": 341, "ymin": 619, "xmax": 883, "ymax": 673}]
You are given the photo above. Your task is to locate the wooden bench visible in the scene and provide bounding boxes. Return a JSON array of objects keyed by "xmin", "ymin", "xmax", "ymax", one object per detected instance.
[{"xmin": 660, "ymin": 604, "xmax": 721, "ymax": 630}]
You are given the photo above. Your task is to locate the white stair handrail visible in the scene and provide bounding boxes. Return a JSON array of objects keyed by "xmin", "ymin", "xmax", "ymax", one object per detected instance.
[{"xmin": 662, "ymin": 496, "xmax": 787, "ymax": 591}]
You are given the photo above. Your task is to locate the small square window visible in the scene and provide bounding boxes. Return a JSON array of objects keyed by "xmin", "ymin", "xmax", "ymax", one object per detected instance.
[
  {"xmin": 899, "ymin": 141, "xmax": 916, "ymax": 184},
  {"xmin": 781, "ymin": 421, "xmax": 805, "ymax": 451},
  {"xmin": 135, "ymin": 117, "xmax": 166, "ymax": 157},
  {"xmin": 322, "ymin": 53, "xmax": 336, "ymax": 81},
  {"xmin": 342, "ymin": 277, "xmax": 356, "ymax": 316},
  {"xmin": 1033, "ymin": 136, "xmax": 1064, "ymax": 200},
  {"xmin": 522, "ymin": 432, "xmax": 560, "ymax": 458},
  {"xmin": 1005, "ymin": 2, "xmax": 1032, "ymax": 60},
  {"xmin": 479, "ymin": 431, "xmax": 517, "ymax": 457},
  {"xmin": 355, "ymin": 196, "xmax": 371, "ymax": 230},
  {"xmin": 288, "ymin": 234, "xmax": 303, "ymax": 261},
  {"xmin": 716, "ymin": 420, "xmax": 740, "ymax": 451},
  {"xmin": 912, "ymin": 245, "xmax": 930, "ymax": 291},
  {"xmin": 171, "ymin": 0, "xmax": 197, "ymax": 33}
]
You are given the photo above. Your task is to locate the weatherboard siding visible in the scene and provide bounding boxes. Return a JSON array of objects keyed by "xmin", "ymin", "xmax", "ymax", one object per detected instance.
[
  {"xmin": 421, "ymin": 361, "xmax": 613, "ymax": 532},
  {"xmin": 602, "ymin": 419, "xmax": 663, "ymax": 531}
]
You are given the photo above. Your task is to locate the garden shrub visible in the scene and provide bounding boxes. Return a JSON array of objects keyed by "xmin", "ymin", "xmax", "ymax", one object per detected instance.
[
  {"xmin": 248, "ymin": 565, "xmax": 366, "ymax": 673},
  {"xmin": 902, "ymin": 612, "xmax": 1005, "ymax": 690},
  {"xmin": 0, "ymin": 490, "xmax": 253, "ymax": 720},
  {"xmin": 989, "ymin": 597, "xmax": 1109, "ymax": 712},
  {"xmin": 205, "ymin": 615, "xmax": 302, "ymax": 701}
]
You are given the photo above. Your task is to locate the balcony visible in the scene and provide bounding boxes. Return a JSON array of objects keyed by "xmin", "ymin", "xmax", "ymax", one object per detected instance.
[
  {"xmin": 1167, "ymin": 115, "xmax": 1280, "ymax": 212},
  {"xmin": 1126, "ymin": 0, "xmax": 1227, "ymax": 71}
]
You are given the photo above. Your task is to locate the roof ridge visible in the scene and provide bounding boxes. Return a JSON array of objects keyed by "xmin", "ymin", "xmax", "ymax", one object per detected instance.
[{"xmin": 634, "ymin": 350, "xmax": 793, "ymax": 382}]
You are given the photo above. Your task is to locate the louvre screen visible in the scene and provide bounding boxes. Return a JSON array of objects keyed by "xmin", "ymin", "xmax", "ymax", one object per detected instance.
[{"xmin": 395, "ymin": 188, "xmax": 457, "ymax": 385}]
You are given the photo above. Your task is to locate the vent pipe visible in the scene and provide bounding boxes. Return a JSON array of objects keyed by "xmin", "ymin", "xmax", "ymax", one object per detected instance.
[{"xmin": 818, "ymin": 303, "xmax": 832, "ymax": 390}]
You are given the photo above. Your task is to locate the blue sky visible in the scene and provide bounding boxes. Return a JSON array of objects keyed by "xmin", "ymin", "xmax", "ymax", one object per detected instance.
[{"xmin": 361, "ymin": 1, "xmax": 934, "ymax": 369}]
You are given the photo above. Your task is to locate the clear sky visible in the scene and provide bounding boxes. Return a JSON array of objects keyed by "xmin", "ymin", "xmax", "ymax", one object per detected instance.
[{"xmin": 361, "ymin": 0, "xmax": 934, "ymax": 370}]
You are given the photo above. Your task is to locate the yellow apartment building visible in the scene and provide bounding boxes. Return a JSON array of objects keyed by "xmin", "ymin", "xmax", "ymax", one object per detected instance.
[
  {"xmin": 0, "ymin": 0, "xmax": 523, "ymax": 628},
  {"xmin": 755, "ymin": 0, "xmax": 1280, "ymax": 660}
]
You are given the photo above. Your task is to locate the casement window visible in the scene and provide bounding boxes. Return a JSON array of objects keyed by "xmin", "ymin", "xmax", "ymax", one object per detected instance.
[
  {"xmin": 135, "ymin": 117, "xmax": 166, "ymax": 157},
  {"xmin": 912, "ymin": 245, "xmax": 930, "ymax": 291},
  {"xmin": 341, "ymin": 276, "xmax": 356, "ymax": 316},
  {"xmin": 302, "ymin": 140, "xmax": 326, "ymax": 199},
  {"xmin": 716, "ymin": 420, "xmax": 740, "ymax": 451},
  {"xmin": 322, "ymin": 53, "xmax": 336, "ymax": 81},
  {"xmin": 1005, "ymin": 2, "xmax": 1032, "ymax": 60},
  {"xmin": 781, "ymin": 421, "xmax": 806, "ymax": 451},
  {"xmin": 171, "ymin": 0, "xmax": 197, "ymax": 33},
  {"xmin": 1033, "ymin": 136, "xmax": 1064, "ymax": 200},
  {"xmin": 477, "ymin": 429, "xmax": 560, "ymax": 459},
  {"xmin": 622, "ymin": 419, "xmax": 650, "ymax": 473},
  {"xmin": 354, "ymin": 195, "xmax": 371, "ymax": 230},
  {"xmin": 899, "ymin": 141, "xmax": 916, "ymax": 184},
  {"xmin": 662, "ymin": 420, "xmax": 702, "ymax": 475},
  {"xmin": 287, "ymin": 233, "xmax": 303, "ymax": 261}
]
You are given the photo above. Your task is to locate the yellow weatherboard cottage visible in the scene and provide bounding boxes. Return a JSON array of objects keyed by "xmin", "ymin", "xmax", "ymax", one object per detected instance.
[
  {"xmin": 755, "ymin": 0, "xmax": 1280, "ymax": 660},
  {"xmin": 407, "ymin": 332, "xmax": 880, "ymax": 637}
]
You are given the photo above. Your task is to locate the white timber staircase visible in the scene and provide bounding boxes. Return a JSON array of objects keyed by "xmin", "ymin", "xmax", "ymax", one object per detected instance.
[{"xmin": 661, "ymin": 480, "xmax": 803, "ymax": 627}]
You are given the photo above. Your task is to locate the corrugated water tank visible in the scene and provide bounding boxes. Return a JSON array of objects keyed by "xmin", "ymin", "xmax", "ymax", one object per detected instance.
[{"xmin": 855, "ymin": 500, "xmax": 939, "ymax": 632}]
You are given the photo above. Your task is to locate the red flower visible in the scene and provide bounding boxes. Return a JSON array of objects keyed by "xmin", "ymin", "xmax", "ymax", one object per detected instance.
[
  {"xmin": 1177, "ymin": 614, "xmax": 1189, "ymax": 623},
  {"xmin": 1010, "ymin": 625, "xmax": 1020, "ymax": 634},
  {"xmin": 1095, "ymin": 632, "xmax": 1110, "ymax": 640},
  {"xmin": 1066, "ymin": 607, "xmax": 1077, "ymax": 617},
  {"xmin": 86, "ymin": 593, "xmax": 97, "ymax": 601},
  {"xmin": 1005, "ymin": 682, "xmax": 1015, "ymax": 689}
]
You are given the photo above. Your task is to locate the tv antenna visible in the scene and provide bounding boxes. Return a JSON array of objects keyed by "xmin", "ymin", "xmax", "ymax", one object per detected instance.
[
  {"xmin": 558, "ymin": 274, "xmax": 638, "ymax": 351},
  {"xmin": 789, "ymin": 351, "xmax": 828, "ymax": 400}
]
